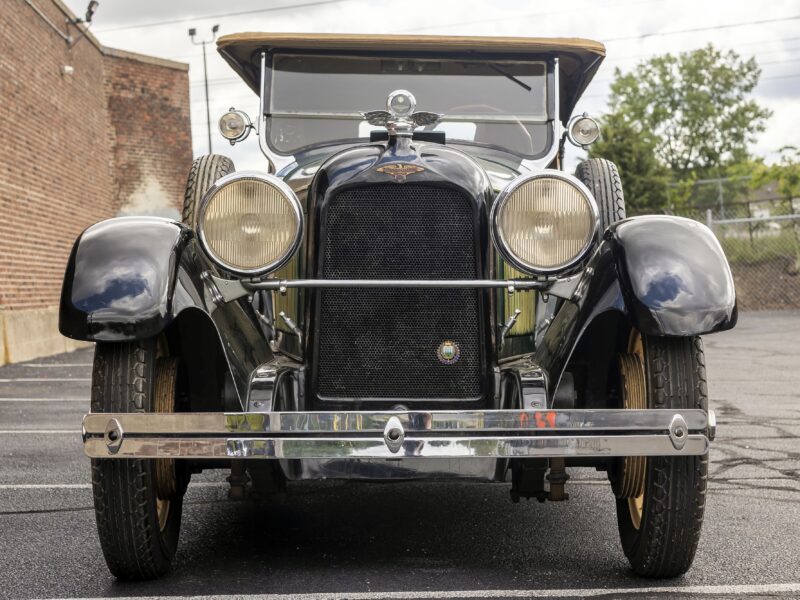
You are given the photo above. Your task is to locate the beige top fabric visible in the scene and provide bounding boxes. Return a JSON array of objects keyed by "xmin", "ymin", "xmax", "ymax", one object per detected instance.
[{"xmin": 216, "ymin": 32, "xmax": 606, "ymax": 118}]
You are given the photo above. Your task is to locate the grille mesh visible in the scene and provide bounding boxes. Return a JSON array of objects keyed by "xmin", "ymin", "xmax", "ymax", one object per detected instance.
[{"xmin": 317, "ymin": 184, "xmax": 482, "ymax": 399}]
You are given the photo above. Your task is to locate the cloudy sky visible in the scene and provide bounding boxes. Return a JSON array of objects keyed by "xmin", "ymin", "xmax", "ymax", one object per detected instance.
[{"xmin": 63, "ymin": 0, "xmax": 800, "ymax": 171}]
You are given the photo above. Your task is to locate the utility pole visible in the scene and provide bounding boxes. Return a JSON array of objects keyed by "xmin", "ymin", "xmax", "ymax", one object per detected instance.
[{"xmin": 189, "ymin": 24, "xmax": 219, "ymax": 154}]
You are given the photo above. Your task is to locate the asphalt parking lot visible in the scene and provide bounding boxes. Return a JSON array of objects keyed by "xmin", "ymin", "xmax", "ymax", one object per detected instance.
[{"xmin": 0, "ymin": 311, "xmax": 798, "ymax": 600}]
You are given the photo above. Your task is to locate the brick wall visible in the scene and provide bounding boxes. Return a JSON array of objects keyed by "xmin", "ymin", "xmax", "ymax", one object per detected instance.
[
  {"xmin": 0, "ymin": 0, "xmax": 191, "ymax": 362},
  {"xmin": 105, "ymin": 49, "xmax": 193, "ymax": 219}
]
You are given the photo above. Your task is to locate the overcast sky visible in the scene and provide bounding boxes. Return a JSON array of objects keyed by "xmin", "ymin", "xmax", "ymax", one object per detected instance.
[{"xmin": 63, "ymin": 0, "xmax": 800, "ymax": 171}]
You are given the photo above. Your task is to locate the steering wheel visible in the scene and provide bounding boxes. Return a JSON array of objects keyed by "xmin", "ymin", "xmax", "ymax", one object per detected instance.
[{"xmin": 441, "ymin": 103, "xmax": 535, "ymax": 155}]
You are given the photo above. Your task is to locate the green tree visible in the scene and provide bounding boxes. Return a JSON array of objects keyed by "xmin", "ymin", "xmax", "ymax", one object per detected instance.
[
  {"xmin": 588, "ymin": 112, "xmax": 670, "ymax": 214},
  {"xmin": 748, "ymin": 146, "xmax": 800, "ymax": 202},
  {"xmin": 590, "ymin": 44, "xmax": 772, "ymax": 212}
]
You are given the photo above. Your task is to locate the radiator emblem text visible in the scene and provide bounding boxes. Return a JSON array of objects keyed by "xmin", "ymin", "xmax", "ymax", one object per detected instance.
[
  {"xmin": 376, "ymin": 163, "xmax": 425, "ymax": 182},
  {"xmin": 437, "ymin": 340, "xmax": 461, "ymax": 365}
]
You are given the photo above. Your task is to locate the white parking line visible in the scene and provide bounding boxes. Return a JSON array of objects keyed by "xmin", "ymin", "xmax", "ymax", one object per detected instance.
[
  {"xmin": 0, "ymin": 398, "xmax": 86, "ymax": 402},
  {"xmin": 0, "ymin": 482, "xmax": 227, "ymax": 490},
  {"xmin": 36, "ymin": 582, "xmax": 800, "ymax": 599},
  {"xmin": 0, "ymin": 484, "xmax": 91, "ymax": 489},
  {"xmin": 17, "ymin": 363, "xmax": 93, "ymax": 368},
  {"xmin": 0, "ymin": 430, "xmax": 77, "ymax": 434},
  {"xmin": 0, "ymin": 378, "xmax": 91, "ymax": 382}
]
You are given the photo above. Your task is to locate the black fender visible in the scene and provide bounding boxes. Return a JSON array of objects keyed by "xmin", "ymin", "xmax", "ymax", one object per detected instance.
[
  {"xmin": 59, "ymin": 217, "xmax": 270, "ymax": 404},
  {"xmin": 609, "ymin": 215, "xmax": 737, "ymax": 336},
  {"xmin": 60, "ymin": 217, "xmax": 191, "ymax": 341},
  {"xmin": 536, "ymin": 215, "xmax": 736, "ymax": 401}
]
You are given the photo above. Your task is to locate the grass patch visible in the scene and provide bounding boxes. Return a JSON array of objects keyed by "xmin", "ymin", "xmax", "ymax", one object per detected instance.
[{"xmin": 719, "ymin": 229, "xmax": 800, "ymax": 265}]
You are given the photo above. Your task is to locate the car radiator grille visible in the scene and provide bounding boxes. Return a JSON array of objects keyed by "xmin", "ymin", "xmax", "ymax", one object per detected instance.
[{"xmin": 316, "ymin": 184, "xmax": 483, "ymax": 400}]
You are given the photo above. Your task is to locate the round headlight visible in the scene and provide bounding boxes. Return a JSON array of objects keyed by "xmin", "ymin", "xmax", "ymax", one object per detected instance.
[
  {"xmin": 218, "ymin": 109, "xmax": 251, "ymax": 142},
  {"xmin": 198, "ymin": 172, "xmax": 303, "ymax": 276},
  {"xmin": 567, "ymin": 114, "xmax": 600, "ymax": 147},
  {"xmin": 491, "ymin": 171, "xmax": 598, "ymax": 275}
]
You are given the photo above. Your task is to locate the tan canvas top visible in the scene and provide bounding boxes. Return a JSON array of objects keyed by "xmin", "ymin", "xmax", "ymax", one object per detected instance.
[{"xmin": 216, "ymin": 33, "xmax": 606, "ymax": 118}]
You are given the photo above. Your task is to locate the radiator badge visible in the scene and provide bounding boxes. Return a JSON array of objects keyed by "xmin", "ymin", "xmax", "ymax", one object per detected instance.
[
  {"xmin": 376, "ymin": 163, "xmax": 425, "ymax": 182},
  {"xmin": 437, "ymin": 340, "xmax": 461, "ymax": 365}
]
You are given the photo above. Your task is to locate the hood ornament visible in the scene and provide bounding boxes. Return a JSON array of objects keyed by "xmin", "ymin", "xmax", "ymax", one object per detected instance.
[{"xmin": 362, "ymin": 89, "xmax": 442, "ymax": 137}]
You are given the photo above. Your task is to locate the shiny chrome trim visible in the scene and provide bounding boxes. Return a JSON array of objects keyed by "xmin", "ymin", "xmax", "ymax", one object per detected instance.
[
  {"xmin": 707, "ymin": 408, "xmax": 717, "ymax": 442},
  {"xmin": 669, "ymin": 413, "xmax": 689, "ymax": 450},
  {"xmin": 566, "ymin": 113, "xmax": 600, "ymax": 148},
  {"xmin": 83, "ymin": 409, "xmax": 708, "ymax": 435},
  {"xmin": 247, "ymin": 279, "xmax": 544, "ymax": 290},
  {"xmin": 82, "ymin": 409, "xmax": 711, "ymax": 459},
  {"xmin": 498, "ymin": 308, "xmax": 522, "ymax": 351},
  {"xmin": 520, "ymin": 56, "xmax": 560, "ymax": 171},
  {"xmin": 489, "ymin": 169, "xmax": 600, "ymax": 276},
  {"xmin": 219, "ymin": 108, "xmax": 253, "ymax": 144},
  {"xmin": 257, "ymin": 52, "xmax": 277, "ymax": 173},
  {"xmin": 197, "ymin": 171, "xmax": 304, "ymax": 277},
  {"xmin": 205, "ymin": 274, "xmax": 551, "ymax": 304},
  {"xmin": 84, "ymin": 434, "xmax": 709, "ymax": 460}
]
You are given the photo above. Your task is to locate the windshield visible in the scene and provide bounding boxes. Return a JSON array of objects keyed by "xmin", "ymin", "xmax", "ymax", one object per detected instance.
[{"xmin": 266, "ymin": 53, "xmax": 552, "ymax": 159}]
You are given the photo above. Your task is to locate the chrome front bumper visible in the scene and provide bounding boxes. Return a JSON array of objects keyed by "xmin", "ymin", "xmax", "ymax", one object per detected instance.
[{"xmin": 82, "ymin": 409, "xmax": 714, "ymax": 460}]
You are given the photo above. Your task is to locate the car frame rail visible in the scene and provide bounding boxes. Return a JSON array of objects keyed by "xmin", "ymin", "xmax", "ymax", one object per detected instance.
[{"xmin": 82, "ymin": 408, "xmax": 715, "ymax": 460}]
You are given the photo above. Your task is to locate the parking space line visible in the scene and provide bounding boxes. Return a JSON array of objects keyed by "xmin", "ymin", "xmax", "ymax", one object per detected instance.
[
  {"xmin": 0, "ymin": 430, "xmax": 77, "ymax": 434},
  {"xmin": 0, "ymin": 378, "xmax": 91, "ymax": 382},
  {"xmin": 17, "ymin": 363, "xmax": 93, "ymax": 368},
  {"xmin": 0, "ymin": 398, "xmax": 86, "ymax": 402},
  {"xmin": 0, "ymin": 482, "xmax": 227, "ymax": 490},
  {"xmin": 0, "ymin": 484, "xmax": 91, "ymax": 489},
  {"xmin": 35, "ymin": 582, "xmax": 800, "ymax": 599}
]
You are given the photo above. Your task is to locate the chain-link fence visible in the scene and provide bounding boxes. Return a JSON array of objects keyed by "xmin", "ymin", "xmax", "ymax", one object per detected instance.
[{"xmin": 666, "ymin": 187, "xmax": 800, "ymax": 310}]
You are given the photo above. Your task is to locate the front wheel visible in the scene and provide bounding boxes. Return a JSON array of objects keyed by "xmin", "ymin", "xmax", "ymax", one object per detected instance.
[
  {"xmin": 90, "ymin": 338, "xmax": 185, "ymax": 580},
  {"xmin": 613, "ymin": 331, "xmax": 709, "ymax": 577}
]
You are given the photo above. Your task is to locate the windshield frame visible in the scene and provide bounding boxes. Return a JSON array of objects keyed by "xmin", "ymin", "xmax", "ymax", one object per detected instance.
[{"xmin": 258, "ymin": 49, "xmax": 560, "ymax": 172}]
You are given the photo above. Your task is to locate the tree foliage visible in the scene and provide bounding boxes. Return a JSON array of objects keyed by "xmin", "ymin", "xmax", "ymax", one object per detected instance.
[
  {"xmin": 588, "ymin": 112, "xmax": 670, "ymax": 213},
  {"xmin": 589, "ymin": 44, "xmax": 772, "ymax": 212},
  {"xmin": 748, "ymin": 146, "xmax": 800, "ymax": 202}
]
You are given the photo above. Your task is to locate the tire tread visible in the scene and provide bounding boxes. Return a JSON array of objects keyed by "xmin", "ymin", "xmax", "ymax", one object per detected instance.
[
  {"xmin": 619, "ymin": 335, "xmax": 708, "ymax": 578},
  {"xmin": 182, "ymin": 154, "xmax": 235, "ymax": 227},
  {"xmin": 575, "ymin": 158, "xmax": 626, "ymax": 231},
  {"xmin": 91, "ymin": 340, "xmax": 179, "ymax": 580}
]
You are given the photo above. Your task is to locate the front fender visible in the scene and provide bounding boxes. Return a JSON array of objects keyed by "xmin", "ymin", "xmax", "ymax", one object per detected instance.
[
  {"xmin": 59, "ymin": 217, "xmax": 192, "ymax": 341},
  {"xmin": 59, "ymin": 216, "xmax": 271, "ymax": 406},
  {"xmin": 536, "ymin": 215, "xmax": 736, "ymax": 403},
  {"xmin": 609, "ymin": 215, "xmax": 737, "ymax": 336}
]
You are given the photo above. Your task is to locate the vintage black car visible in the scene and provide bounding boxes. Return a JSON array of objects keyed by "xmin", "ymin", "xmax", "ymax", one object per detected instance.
[{"xmin": 60, "ymin": 33, "xmax": 736, "ymax": 581}]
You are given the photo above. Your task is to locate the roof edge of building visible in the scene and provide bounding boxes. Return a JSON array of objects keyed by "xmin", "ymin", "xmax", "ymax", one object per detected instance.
[
  {"xmin": 48, "ymin": 0, "xmax": 189, "ymax": 72},
  {"xmin": 101, "ymin": 47, "xmax": 190, "ymax": 72}
]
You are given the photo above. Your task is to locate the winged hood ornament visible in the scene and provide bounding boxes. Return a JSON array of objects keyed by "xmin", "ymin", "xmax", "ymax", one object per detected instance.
[{"xmin": 361, "ymin": 90, "xmax": 442, "ymax": 136}]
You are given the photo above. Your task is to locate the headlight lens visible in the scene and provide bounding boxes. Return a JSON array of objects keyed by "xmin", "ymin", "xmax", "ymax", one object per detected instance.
[
  {"xmin": 218, "ymin": 110, "xmax": 251, "ymax": 142},
  {"xmin": 567, "ymin": 114, "xmax": 600, "ymax": 147},
  {"xmin": 198, "ymin": 172, "xmax": 303, "ymax": 276},
  {"xmin": 491, "ymin": 171, "xmax": 598, "ymax": 274}
]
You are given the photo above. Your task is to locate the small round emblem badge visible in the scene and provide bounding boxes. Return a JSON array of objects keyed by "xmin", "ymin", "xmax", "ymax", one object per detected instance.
[{"xmin": 437, "ymin": 340, "xmax": 461, "ymax": 365}]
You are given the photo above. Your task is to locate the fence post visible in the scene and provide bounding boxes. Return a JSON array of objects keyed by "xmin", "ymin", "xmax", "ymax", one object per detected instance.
[{"xmin": 706, "ymin": 209, "xmax": 713, "ymax": 231}]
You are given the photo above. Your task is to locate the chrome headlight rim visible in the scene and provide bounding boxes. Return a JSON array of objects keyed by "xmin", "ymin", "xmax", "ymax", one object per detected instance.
[
  {"xmin": 566, "ymin": 113, "xmax": 600, "ymax": 148},
  {"xmin": 490, "ymin": 170, "xmax": 599, "ymax": 276},
  {"xmin": 218, "ymin": 109, "xmax": 252, "ymax": 143},
  {"xmin": 197, "ymin": 170, "xmax": 304, "ymax": 277}
]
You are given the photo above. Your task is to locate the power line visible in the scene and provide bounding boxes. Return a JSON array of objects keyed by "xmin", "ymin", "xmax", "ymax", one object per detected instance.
[
  {"xmin": 603, "ymin": 15, "xmax": 800, "ymax": 42},
  {"xmin": 580, "ymin": 71, "xmax": 800, "ymax": 101},
  {"xmin": 94, "ymin": 0, "xmax": 352, "ymax": 33},
  {"xmin": 154, "ymin": 28, "xmax": 800, "ymax": 65},
  {"xmin": 605, "ymin": 39, "xmax": 800, "ymax": 64},
  {"xmin": 397, "ymin": 0, "xmax": 654, "ymax": 34},
  {"xmin": 188, "ymin": 51, "xmax": 800, "ymax": 90}
]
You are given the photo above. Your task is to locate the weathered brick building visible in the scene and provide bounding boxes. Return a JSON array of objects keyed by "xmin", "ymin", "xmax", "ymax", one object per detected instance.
[{"xmin": 0, "ymin": 0, "xmax": 192, "ymax": 363}]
